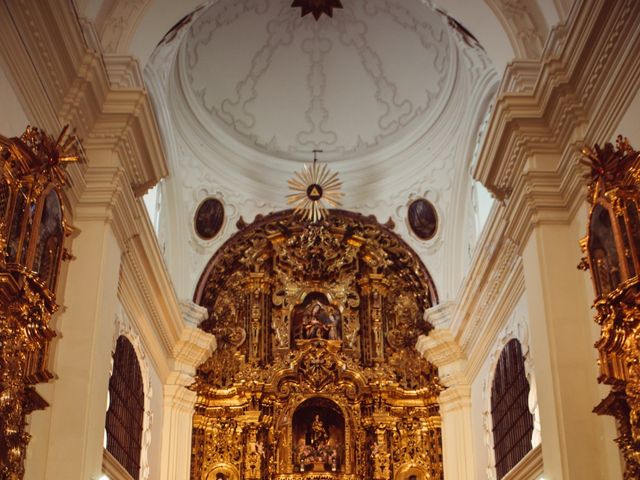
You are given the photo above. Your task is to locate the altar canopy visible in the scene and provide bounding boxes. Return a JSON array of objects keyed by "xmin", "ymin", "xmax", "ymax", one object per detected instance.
[{"xmin": 191, "ymin": 210, "xmax": 443, "ymax": 479}]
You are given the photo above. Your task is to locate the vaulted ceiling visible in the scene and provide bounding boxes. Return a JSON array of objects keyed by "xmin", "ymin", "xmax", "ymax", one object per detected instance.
[{"xmin": 80, "ymin": 0, "xmax": 564, "ymax": 301}]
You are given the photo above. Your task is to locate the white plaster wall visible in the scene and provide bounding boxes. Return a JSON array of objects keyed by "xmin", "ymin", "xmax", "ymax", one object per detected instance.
[
  {"xmin": 471, "ymin": 349, "xmax": 493, "ymax": 479},
  {"xmin": 147, "ymin": 359, "xmax": 164, "ymax": 480},
  {"xmin": 0, "ymin": 64, "xmax": 29, "ymax": 135},
  {"xmin": 613, "ymin": 89, "xmax": 640, "ymax": 146}
]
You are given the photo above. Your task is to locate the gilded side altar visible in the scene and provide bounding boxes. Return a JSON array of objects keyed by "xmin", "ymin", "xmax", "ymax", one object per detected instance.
[
  {"xmin": 0, "ymin": 127, "xmax": 76, "ymax": 479},
  {"xmin": 191, "ymin": 211, "xmax": 443, "ymax": 480},
  {"xmin": 580, "ymin": 137, "xmax": 640, "ymax": 478}
]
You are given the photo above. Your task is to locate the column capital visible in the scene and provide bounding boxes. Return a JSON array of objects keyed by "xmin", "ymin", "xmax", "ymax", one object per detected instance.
[
  {"xmin": 439, "ymin": 384, "xmax": 472, "ymax": 414},
  {"xmin": 170, "ymin": 324, "xmax": 216, "ymax": 379},
  {"xmin": 418, "ymin": 302, "xmax": 469, "ymax": 388}
]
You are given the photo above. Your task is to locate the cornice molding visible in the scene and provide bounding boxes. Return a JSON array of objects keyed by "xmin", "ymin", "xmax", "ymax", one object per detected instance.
[
  {"xmin": 180, "ymin": 300, "xmax": 208, "ymax": 328},
  {"xmin": 418, "ymin": 303, "xmax": 471, "ymax": 392},
  {"xmin": 171, "ymin": 324, "xmax": 216, "ymax": 377},
  {"xmin": 103, "ymin": 449, "xmax": 135, "ymax": 480},
  {"xmin": 501, "ymin": 444, "xmax": 543, "ymax": 480},
  {"xmin": 455, "ymin": 0, "xmax": 640, "ymax": 380},
  {"xmin": 0, "ymin": 1, "xmax": 168, "ymax": 197},
  {"xmin": 439, "ymin": 384, "xmax": 472, "ymax": 414},
  {"xmin": 475, "ymin": 0, "xmax": 640, "ymax": 204}
]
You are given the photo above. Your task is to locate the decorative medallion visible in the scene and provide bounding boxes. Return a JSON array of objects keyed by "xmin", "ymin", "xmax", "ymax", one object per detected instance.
[
  {"xmin": 291, "ymin": 0, "xmax": 343, "ymax": 20},
  {"xmin": 194, "ymin": 197, "xmax": 224, "ymax": 239},
  {"xmin": 287, "ymin": 151, "xmax": 343, "ymax": 223},
  {"xmin": 408, "ymin": 198, "xmax": 438, "ymax": 240}
]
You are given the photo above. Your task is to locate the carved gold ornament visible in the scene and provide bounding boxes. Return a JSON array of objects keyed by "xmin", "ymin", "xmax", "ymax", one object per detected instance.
[
  {"xmin": 191, "ymin": 210, "xmax": 442, "ymax": 479},
  {"xmin": 287, "ymin": 153, "xmax": 343, "ymax": 223},
  {"xmin": 580, "ymin": 136, "xmax": 640, "ymax": 479},
  {"xmin": 0, "ymin": 126, "xmax": 77, "ymax": 479}
]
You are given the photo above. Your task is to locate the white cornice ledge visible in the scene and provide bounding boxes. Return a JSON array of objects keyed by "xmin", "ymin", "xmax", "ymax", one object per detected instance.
[
  {"xmin": 424, "ymin": 301, "xmax": 455, "ymax": 330},
  {"xmin": 180, "ymin": 300, "xmax": 208, "ymax": 328},
  {"xmin": 501, "ymin": 444, "xmax": 544, "ymax": 480},
  {"xmin": 438, "ymin": 384, "xmax": 472, "ymax": 413}
]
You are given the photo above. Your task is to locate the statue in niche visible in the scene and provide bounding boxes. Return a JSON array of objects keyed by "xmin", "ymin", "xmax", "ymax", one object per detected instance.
[
  {"xmin": 293, "ymin": 400, "xmax": 344, "ymax": 473},
  {"xmin": 310, "ymin": 414, "xmax": 328, "ymax": 447},
  {"xmin": 296, "ymin": 298, "xmax": 341, "ymax": 341}
]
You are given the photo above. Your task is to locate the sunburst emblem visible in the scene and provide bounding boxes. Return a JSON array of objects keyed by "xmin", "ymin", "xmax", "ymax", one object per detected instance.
[{"xmin": 287, "ymin": 150, "xmax": 343, "ymax": 223}]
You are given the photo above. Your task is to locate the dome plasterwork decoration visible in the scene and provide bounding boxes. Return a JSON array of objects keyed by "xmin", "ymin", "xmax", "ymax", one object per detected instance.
[
  {"xmin": 143, "ymin": 0, "xmax": 498, "ymax": 302},
  {"xmin": 181, "ymin": 0, "xmax": 452, "ymax": 160}
]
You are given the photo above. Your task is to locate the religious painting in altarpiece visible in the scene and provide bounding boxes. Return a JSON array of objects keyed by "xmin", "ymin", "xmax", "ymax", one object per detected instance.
[{"xmin": 191, "ymin": 210, "xmax": 444, "ymax": 480}]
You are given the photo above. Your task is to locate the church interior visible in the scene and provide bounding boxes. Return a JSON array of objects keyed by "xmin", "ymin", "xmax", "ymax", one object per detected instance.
[{"xmin": 0, "ymin": 0, "xmax": 640, "ymax": 479}]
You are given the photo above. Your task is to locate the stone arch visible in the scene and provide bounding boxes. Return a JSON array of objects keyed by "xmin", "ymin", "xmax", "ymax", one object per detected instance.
[
  {"xmin": 482, "ymin": 305, "xmax": 540, "ymax": 480},
  {"xmin": 194, "ymin": 209, "xmax": 438, "ymax": 308},
  {"xmin": 483, "ymin": 0, "xmax": 550, "ymax": 60},
  {"xmin": 106, "ymin": 309, "xmax": 154, "ymax": 480}
]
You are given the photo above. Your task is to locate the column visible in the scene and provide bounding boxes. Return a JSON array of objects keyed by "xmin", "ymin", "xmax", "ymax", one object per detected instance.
[
  {"xmin": 522, "ymin": 216, "xmax": 622, "ymax": 479},
  {"xmin": 360, "ymin": 274, "xmax": 388, "ymax": 364},
  {"xmin": 419, "ymin": 302, "xmax": 475, "ymax": 480},
  {"xmin": 159, "ymin": 301, "xmax": 215, "ymax": 480},
  {"xmin": 439, "ymin": 385, "xmax": 475, "ymax": 480},
  {"xmin": 39, "ymin": 166, "xmax": 124, "ymax": 479}
]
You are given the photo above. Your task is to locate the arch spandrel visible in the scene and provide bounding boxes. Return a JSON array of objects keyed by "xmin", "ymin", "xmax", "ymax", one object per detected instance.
[{"xmin": 191, "ymin": 210, "xmax": 443, "ymax": 480}]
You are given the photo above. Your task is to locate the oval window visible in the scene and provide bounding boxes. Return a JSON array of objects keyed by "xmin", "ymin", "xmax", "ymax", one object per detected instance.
[
  {"xmin": 195, "ymin": 198, "xmax": 224, "ymax": 240},
  {"xmin": 408, "ymin": 199, "xmax": 438, "ymax": 240}
]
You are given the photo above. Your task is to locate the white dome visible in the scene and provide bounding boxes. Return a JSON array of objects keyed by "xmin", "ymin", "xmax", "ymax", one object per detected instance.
[{"xmin": 179, "ymin": 0, "xmax": 453, "ymax": 162}]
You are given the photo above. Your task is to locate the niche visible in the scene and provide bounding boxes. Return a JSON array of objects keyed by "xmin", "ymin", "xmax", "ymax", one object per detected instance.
[{"xmin": 292, "ymin": 397, "xmax": 345, "ymax": 473}]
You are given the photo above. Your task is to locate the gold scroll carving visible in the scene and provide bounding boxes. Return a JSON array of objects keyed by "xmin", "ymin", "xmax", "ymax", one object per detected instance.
[{"xmin": 191, "ymin": 211, "xmax": 443, "ymax": 480}]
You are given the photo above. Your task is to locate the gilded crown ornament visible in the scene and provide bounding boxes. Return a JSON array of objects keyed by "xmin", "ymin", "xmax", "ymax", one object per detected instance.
[
  {"xmin": 286, "ymin": 150, "xmax": 343, "ymax": 223},
  {"xmin": 580, "ymin": 135, "xmax": 640, "ymax": 203},
  {"xmin": 291, "ymin": 0, "xmax": 343, "ymax": 20}
]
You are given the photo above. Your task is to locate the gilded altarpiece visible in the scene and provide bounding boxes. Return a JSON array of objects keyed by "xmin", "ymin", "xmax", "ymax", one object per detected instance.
[
  {"xmin": 0, "ymin": 127, "xmax": 76, "ymax": 479},
  {"xmin": 191, "ymin": 211, "xmax": 443, "ymax": 480},
  {"xmin": 580, "ymin": 137, "xmax": 640, "ymax": 478}
]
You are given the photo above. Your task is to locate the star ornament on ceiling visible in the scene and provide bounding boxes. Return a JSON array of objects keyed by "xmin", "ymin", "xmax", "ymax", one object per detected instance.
[
  {"xmin": 287, "ymin": 150, "xmax": 344, "ymax": 223},
  {"xmin": 291, "ymin": 0, "xmax": 343, "ymax": 20}
]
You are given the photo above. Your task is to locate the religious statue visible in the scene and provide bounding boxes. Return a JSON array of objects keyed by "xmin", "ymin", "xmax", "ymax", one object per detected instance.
[
  {"xmin": 295, "ymin": 412, "xmax": 339, "ymax": 472},
  {"xmin": 310, "ymin": 414, "xmax": 328, "ymax": 446}
]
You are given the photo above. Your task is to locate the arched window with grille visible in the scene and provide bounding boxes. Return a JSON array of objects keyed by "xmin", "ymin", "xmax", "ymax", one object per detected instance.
[
  {"xmin": 491, "ymin": 338, "xmax": 534, "ymax": 479},
  {"xmin": 105, "ymin": 336, "xmax": 144, "ymax": 479}
]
